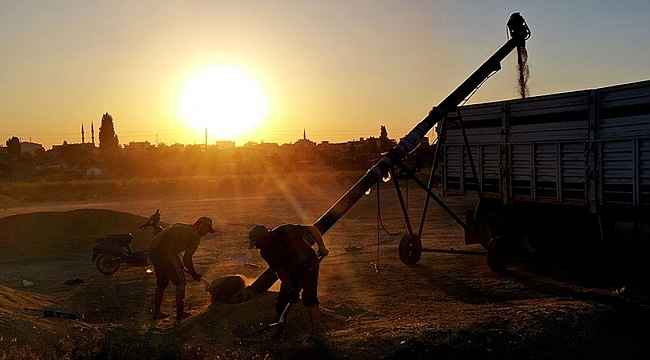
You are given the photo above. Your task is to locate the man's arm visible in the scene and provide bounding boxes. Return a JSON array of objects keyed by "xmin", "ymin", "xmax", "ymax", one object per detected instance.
[
  {"xmin": 183, "ymin": 241, "xmax": 201, "ymax": 280},
  {"xmin": 306, "ymin": 225, "xmax": 329, "ymax": 257}
]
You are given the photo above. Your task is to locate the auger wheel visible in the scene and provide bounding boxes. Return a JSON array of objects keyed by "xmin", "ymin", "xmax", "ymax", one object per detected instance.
[{"xmin": 399, "ymin": 233, "xmax": 422, "ymax": 265}]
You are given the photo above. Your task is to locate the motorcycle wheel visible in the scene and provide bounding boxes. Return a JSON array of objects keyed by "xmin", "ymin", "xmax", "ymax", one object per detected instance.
[{"xmin": 96, "ymin": 253, "xmax": 122, "ymax": 275}]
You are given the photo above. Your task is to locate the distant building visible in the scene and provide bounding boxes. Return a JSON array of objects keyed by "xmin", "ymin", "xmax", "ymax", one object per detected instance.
[
  {"xmin": 295, "ymin": 138, "xmax": 317, "ymax": 148},
  {"xmin": 216, "ymin": 140, "xmax": 236, "ymax": 150},
  {"xmin": 123, "ymin": 141, "xmax": 153, "ymax": 158},
  {"xmin": 51, "ymin": 141, "xmax": 95, "ymax": 153},
  {"xmin": 36, "ymin": 160, "xmax": 66, "ymax": 171},
  {"xmin": 169, "ymin": 143, "xmax": 186, "ymax": 152},
  {"xmin": 294, "ymin": 129, "xmax": 317, "ymax": 148},
  {"xmin": 19, "ymin": 141, "xmax": 45, "ymax": 156},
  {"xmin": 124, "ymin": 141, "xmax": 152, "ymax": 151},
  {"xmin": 243, "ymin": 141, "xmax": 280, "ymax": 152},
  {"xmin": 0, "ymin": 147, "xmax": 9, "ymax": 166}
]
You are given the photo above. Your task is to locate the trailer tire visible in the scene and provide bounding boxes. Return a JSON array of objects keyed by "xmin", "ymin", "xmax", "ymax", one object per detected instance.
[
  {"xmin": 476, "ymin": 202, "xmax": 506, "ymax": 249},
  {"xmin": 399, "ymin": 234, "xmax": 422, "ymax": 265},
  {"xmin": 514, "ymin": 207, "xmax": 547, "ymax": 258},
  {"xmin": 487, "ymin": 236, "xmax": 509, "ymax": 272}
]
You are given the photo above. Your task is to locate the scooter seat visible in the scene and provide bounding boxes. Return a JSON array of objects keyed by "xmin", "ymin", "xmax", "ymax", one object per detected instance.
[{"xmin": 101, "ymin": 233, "xmax": 134, "ymax": 244}]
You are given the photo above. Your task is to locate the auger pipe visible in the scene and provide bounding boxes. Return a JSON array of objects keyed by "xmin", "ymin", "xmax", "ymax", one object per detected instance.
[
  {"xmin": 245, "ymin": 13, "xmax": 530, "ymax": 295},
  {"xmin": 314, "ymin": 12, "xmax": 530, "ymax": 236}
]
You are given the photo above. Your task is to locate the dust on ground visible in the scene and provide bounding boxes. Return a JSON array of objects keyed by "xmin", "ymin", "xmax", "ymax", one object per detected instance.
[{"xmin": 1, "ymin": 182, "xmax": 649, "ymax": 359}]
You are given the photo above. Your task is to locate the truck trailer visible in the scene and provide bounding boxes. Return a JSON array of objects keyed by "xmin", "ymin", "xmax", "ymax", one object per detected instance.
[{"xmin": 440, "ymin": 79, "xmax": 650, "ymax": 271}]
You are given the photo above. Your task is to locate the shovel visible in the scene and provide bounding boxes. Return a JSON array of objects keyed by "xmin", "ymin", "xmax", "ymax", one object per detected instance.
[
  {"xmin": 231, "ymin": 253, "xmax": 261, "ymax": 268},
  {"xmin": 241, "ymin": 255, "xmax": 324, "ymax": 337},
  {"xmin": 184, "ymin": 269, "xmax": 214, "ymax": 292},
  {"xmin": 24, "ymin": 308, "xmax": 79, "ymax": 320}
]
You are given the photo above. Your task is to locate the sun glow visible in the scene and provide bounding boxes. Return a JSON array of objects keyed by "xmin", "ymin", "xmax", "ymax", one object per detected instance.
[{"xmin": 177, "ymin": 65, "xmax": 270, "ymax": 141}]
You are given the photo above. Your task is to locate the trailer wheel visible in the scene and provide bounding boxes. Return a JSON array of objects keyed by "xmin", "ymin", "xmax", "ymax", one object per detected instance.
[
  {"xmin": 476, "ymin": 202, "xmax": 506, "ymax": 249},
  {"xmin": 515, "ymin": 207, "xmax": 547, "ymax": 257},
  {"xmin": 487, "ymin": 236, "xmax": 509, "ymax": 272},
  {"xmin": 399, "ymin": 234, "xmax": 422, "ymax": 265}
]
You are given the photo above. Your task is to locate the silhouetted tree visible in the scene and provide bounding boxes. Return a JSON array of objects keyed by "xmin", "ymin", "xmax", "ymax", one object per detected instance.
[
  {"xmin": 5, "ymin": 137, "xmax": 21, "ymax": 159},
  {"xmin": 379, "ymin": 126, "xmax": 392, "ymax": 152},
  {"xmin": 99, "ymin": 113, "xmax": 120, "ymax": 159},
  {"xmin": 59, "ymin": 143, "xmax": 93, "ymax": 169}
]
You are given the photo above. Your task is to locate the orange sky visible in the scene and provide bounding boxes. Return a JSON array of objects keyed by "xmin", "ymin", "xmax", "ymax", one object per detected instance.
[{"xmin": 1, "ymin": 1, "xmax": 649, "ymax": 149}]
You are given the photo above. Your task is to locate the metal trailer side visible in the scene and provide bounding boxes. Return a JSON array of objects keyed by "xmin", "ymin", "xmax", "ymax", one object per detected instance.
[{"xmin": 440, "ymin": 80, "xmax": 650, "ymax": 261}]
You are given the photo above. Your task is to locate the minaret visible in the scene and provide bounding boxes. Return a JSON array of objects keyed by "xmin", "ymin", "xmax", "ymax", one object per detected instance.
[
  {"xmin": 81, "ymin": 123, "xmax": 85, "ymax": 143},
  {"xmin": 91, "ymin": 122, "xmax": 95, "ymax": 145}
]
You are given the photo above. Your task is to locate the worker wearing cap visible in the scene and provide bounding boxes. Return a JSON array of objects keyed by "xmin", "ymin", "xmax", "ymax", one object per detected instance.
[
  {"xmin": 248, "ymin": 224, "xmax": 329, "ymax": 336},
  {"xmin": 149, "ymin": 216, "xmax": 215, "ymax": 321}
]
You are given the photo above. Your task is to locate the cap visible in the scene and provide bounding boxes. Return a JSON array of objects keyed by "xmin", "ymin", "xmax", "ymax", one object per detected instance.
[
  {"xmin": 248, "ymin": 225, "xmax": 269, "ymax": 248},
  {"xmin": 196, "ymin": 216, "xmax": 215, "ymax": 233}
]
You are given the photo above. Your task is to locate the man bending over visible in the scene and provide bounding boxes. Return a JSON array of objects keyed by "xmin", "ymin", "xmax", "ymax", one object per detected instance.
[
  {"xmin": 150, "ymin": 216, "xmax": 214, "ymax": 321},
  {"xmin": 248, "ymin": 224, "xmax": 329, "ymax": 336}
]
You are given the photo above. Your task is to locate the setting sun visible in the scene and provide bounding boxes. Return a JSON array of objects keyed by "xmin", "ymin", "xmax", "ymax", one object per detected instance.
[{"xmin": 177, "ymin": 65, "xmax": 270, "ymax": 141}]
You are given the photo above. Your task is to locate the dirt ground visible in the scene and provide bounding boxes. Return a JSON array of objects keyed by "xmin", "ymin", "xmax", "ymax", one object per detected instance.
[{"xmin": 1, "ymin": 178, "xmax": 649, "ymax": 359}]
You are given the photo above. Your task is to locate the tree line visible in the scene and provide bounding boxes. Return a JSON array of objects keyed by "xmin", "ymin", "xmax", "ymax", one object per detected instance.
[{"xmin": 2, "ymin": 114, "xmax": 434, "ymax": 180}]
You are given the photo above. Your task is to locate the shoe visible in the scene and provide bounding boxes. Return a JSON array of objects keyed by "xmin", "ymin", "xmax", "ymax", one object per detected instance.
[
  {"xmin": 306, "ymin": 333, "xmax": 325, "ymax": 345},
  {"xmin": 176, "ymin": 311, "xmax": 192, "ymax": 321},
  {"xmin": 153, "ymin": 312, "xmax": 170, "ymax": 320},
  {"xmin": 65, "ymin": 278, "xmax": 84, "ymax": 285}
]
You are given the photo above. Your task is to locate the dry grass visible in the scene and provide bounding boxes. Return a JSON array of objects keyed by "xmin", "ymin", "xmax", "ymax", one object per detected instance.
[{"xmin": 0, "ymin": 171, "xmax": 362, "ymax": 203}]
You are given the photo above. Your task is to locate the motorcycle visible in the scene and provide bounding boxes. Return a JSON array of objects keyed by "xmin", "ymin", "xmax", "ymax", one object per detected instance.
[{"xmin": 92, "ymin": 209, "xmax": 164, "ymax": 275}]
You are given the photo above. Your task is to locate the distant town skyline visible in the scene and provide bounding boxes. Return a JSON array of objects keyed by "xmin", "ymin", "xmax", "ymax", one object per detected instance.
[
  {"xmin": 2, "ymin": 1, "xmax": 649, "ymax": 150},
  {"xmin": 6, "ymin": 123, "xmax": 385, "ymax": 151}
]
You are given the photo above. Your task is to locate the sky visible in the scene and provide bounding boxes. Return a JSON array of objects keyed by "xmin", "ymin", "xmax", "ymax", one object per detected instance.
[{"xmin": 1, "ymin": 1, "xmax": 649, "ymax": 150}]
